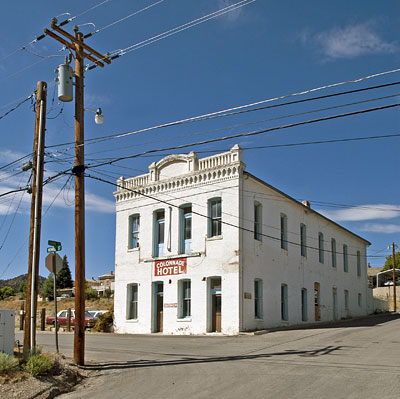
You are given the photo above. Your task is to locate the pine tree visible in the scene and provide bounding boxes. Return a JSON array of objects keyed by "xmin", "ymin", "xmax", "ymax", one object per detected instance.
[
  {"xmin": 56, "ymin": 255, "xmax": 73, "ymax": 289},
  {"xmin": 42, "ymin": 274, "xmax": 54, "ymax": 301}
]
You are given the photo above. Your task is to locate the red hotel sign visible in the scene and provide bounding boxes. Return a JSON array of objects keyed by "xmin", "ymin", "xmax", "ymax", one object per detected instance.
[{"xmin": 154, "ymin": 258, "xmax": 187, "ymax": 277}]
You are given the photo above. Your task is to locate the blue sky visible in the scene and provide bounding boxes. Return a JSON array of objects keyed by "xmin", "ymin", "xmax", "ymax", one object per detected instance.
[{"xmin": 1, "ymin": 0, "xmax": 400, "ymax": 280}]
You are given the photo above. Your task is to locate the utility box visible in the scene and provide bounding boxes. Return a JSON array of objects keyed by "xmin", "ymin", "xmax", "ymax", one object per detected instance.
[
  {"xmin": 0, "ymin": 309, "xmax": 15, "ymax": 356},
  {"xmin": 57, "ymin": 63, "xmax": 74, "ymax": 102}
]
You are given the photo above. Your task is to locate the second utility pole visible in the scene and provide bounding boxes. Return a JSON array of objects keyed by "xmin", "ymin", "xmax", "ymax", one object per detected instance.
[{"xmin": 44, "ymin": 19, "xmax": 110, "ymax": 365}]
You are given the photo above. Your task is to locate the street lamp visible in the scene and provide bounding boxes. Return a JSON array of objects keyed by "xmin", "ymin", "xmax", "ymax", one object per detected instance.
[{"xmin": 85, "ymin": 107, "xmax": 104, "ymax": 124}]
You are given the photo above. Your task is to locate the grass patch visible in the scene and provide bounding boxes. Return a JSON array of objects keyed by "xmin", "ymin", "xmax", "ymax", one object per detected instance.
[
  {"xmin": 24, "ymin": 353, "xmax": 54, "ymax": 377},
  {"xmin": 0, "ymin": 352, "xmax": 18, "ymax": 374}
]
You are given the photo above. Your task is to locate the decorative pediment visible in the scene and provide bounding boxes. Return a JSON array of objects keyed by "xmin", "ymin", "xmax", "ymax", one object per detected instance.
[{"xmin": 149, "ymin": 152, "xmax": 199, "ymax": 181}]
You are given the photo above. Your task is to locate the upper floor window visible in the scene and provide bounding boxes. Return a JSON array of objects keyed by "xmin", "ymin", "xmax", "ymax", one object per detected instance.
[
  {"xmin": 254, "ymin": 202, "xmax": 262, "ymax": 241},
  {"xmin": 128, "ymin": 214, "xmax": 140, "ymax": 249},
  {"xmin": 331, "ymin": 238, "xmax": 337, "ymax": 268},
  {"xmin": 179, "ymin": 279, "xmax": 191, "ymax": 318},
  {"xmin": 343, "ymin": 244, "xmax": 348, "ymax": 272},
  {"xmin": 280, "ymin": 213, "xmax": 288, "ymax": 250},
  {"xmin": 154, "ymin": 209, "xmax": 165, "ymax": 257},
  {"xmin": 208, "ymin": 198, "xmax": 222, "ymax": 237},
  {"xmin": 300, "ymin": 223, "xmax": 307, "ymax": 257},
  {"xmin": 180, "ymin": 205, "xmax": 192, "ymax": 254},
  {"xmin": 127, "ymin": 283, "xmax": 138, "ymax": 320},
  {"xmin": 318, "ymin": 233, "xmax": 324, "ymax": 264},
  {"xmin": 357, "ymin": 251, "xmax": 361, "ymax": 277},
  {"xmin": 254, "ymin": 279, "xmax": 263, "ymax": 319}
]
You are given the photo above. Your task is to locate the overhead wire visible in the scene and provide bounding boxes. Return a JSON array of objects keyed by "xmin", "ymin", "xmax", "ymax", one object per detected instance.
[
  {"xmin": 86, "ymin": 172, "xmax": 385, "ymax": 259},
  {"xmin": 84, "ymin": 0, "xmax": 165, "ymax": 39},
  {"xmin": 0, "ymin": 93, "xmax": 35, "ymax": 121},
  {"xmin": 52, "ymin": 90, "xmax": 400, "ymax": 160},
  {"xmin": 84, "ymin": 101, "xmax": 400, "ymax": 170},
  {"xmin": 85, "ymin": 0, "xmax": 256, "ymax": 70},
  {"xmin": 44, "ymin": 79, "xmax": 400, "ymax": 151}
]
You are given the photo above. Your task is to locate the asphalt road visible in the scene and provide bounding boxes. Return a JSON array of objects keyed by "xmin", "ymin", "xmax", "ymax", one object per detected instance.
[{"xmin": 16, "ymin": 314, "xmax": 400, "ymax": 399}]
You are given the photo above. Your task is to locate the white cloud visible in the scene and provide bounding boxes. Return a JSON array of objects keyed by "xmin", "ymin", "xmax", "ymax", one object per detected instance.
[
  {"xmin": 360, "ymin": 223, "xmax": 400, "ymax": 234},
  {"xmin": 320, "ymin": 204, "xmax": 400, "ymax": 222},
  {"xmin": 302, "ymin": 22, "xmax": 398, "ymax": 60}
]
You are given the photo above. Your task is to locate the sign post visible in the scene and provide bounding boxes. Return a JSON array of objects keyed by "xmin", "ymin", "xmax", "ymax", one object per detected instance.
[{"xmin": 45, "ymin": 240, "xmax": 62, "ymax": 354}]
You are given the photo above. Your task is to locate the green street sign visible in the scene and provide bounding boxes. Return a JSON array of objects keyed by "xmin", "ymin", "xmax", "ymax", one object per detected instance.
[
  {"xmin": 47, "ymin": 244, "xmax": 62, "ymax": 252},
  {"xmin": 48, "ymin": 240, "xmax": 61, "ymax": 247}
]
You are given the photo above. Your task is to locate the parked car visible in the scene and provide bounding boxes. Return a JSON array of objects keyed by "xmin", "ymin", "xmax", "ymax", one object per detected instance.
[
  {"xmin": 89, "ymin": 310, "xmax": 108, "ymax": 319},
  {"xmin": 46, "ymin": 309, "xmax": 96, "ymax": 328}
]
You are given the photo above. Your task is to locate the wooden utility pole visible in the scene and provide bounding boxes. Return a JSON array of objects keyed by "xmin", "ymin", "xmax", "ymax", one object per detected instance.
[
  {"xmin": 24, "ymin": 81, "xmax": 47, "ymax": 357},
  {"xmin": 44, "ymin": 19, "xmax": 110, "ymax": 365},
  {"xmin": 392, "ymin": 242, "xmax": 397, "ymax": 312}
]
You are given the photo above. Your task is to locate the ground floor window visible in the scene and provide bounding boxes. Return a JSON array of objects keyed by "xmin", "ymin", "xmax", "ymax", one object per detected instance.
[
  {"xmin": 281, "ymin": 284, "xmax": 288, "ymax": 321},
  {"xmin": 301, "ymin": 288, "xmax": 307, "ymax": 321},
  {"xmin": 127, "ymin": 283, "xmax": 138, "ymax": 320},
  {"xmin": 254, "ymin": 279, "xmax": 263, "ymax": 319},
  {"xmin": 179, "ymin": 279, "xmax": 191, "ymax": 318}
]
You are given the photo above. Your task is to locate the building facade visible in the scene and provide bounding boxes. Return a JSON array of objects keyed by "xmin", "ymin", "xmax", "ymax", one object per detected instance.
[{"xmin": 113, "ymin": 145, "xmax": 371, "ymax": 335}]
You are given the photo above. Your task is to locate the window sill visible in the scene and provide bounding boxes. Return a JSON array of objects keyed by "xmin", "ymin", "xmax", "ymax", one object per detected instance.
[
  {"xmin": 126, "ymin": 319, "xmax": 138, "ymax": 323},
  {"xmin": 255, "ymin": 318, "xmax": 264, "ymax": 322},
  {"xmin": 177, "ymin": 318, "xmax": 192, "ymax": 322},
  {"xmin": 127, "ymin": 247, "xmax": 140, "ymax": 252},
  {"xmin": 206, "ymin": 235, "xmax": 223, "ymax": 241}
]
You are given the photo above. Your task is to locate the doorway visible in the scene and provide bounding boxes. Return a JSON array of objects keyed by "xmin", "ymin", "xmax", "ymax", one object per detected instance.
[
  {"xmin": 314, "ymin": 282, "xmax": 320, "ymax": 321},
  {"xmin": 153, "ymin": 282, "xmax": 163, "ymax": 332},
  {"xmin": 209, "ymin": 277, "xmax": 221, "ymax": 332},
  {"xmin": 332, "ymin": 287, "xmax": 338, "ymax": 320}
]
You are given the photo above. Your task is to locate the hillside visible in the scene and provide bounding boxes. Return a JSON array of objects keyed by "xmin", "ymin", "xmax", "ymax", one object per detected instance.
[{"xmin": 0, "ymin": 273, "xmax": 46, "ymax": 291}]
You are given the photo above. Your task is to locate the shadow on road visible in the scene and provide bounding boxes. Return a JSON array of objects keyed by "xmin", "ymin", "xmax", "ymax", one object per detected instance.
[
  {"xmin": 282, "ymin": 312, "xmax": 400, "ymax": 331},
  {"xmin": 79, "ymin": 345, "xmax": 344, "ymax": 371}
]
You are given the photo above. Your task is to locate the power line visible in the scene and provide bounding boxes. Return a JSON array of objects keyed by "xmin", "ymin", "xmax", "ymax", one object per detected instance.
[
  {"xmin": 0, "ymin": 93, "xmax": 34, "ymax": 121},
  {"xmin": 86, "ymin": 172, "xmax": 383, "ymax": 259},
  {"xmin": 86, "ymin": 0, "xmax": 256, "ymax": 70},
  {"xmin": 84, "ymin": 0, "xmax": 165, "ymax": 39},
  {"xmin": 49, "ymin": 90, "xmax": 400, "ymax": 160},
  {"xmin": 44, "ymin": 79, "xmax": 400, "ymax": 151},
  {"xmin": 85, "ymin": 101, "xmax": 400, "ymax": 170}
]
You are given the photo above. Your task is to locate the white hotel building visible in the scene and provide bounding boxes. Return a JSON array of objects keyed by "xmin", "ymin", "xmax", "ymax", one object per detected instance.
[{"xmin": 113, "ymin": 145, "xmax": 372, "ymax": 335}]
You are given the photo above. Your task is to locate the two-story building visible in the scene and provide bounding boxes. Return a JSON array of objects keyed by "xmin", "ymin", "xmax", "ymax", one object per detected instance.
[{"xmin": 113, "ymin": 145, "xmax": 371, "ymax": 335}]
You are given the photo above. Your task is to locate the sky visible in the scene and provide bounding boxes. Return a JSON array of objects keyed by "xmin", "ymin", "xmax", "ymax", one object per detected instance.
[{"xmin": 1, "ymin": 0, "xmax": 400, "ymax": 281}]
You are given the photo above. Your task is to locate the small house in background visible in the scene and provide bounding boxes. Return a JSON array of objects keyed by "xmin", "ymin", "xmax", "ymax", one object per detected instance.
[{"xmin": 97, "ymin": 271, "xmax": 115, "ymax": 297}]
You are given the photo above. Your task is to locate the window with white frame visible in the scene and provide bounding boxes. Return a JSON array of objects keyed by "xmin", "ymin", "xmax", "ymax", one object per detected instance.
[
  {"xmin": 280, "ymin": 213, "xmax": 288, "ymax": 250},
  {"xmin": 281, "ymin": 284, "xmax": 288, "ymax": 321},
  {"xmin": 208, "ymin": 198, "xmax": 222, "ymax": 237},
  {"xmin": 180, "ymin": 205, "xmax": 192, "ymax": 254},
  {"xmin": 127, "ymin": 283, "xmax": 138, "ymax": 320},
  {"xmin": 331, "ymin": 238, "xmax": 337, "ymax": 268},
  {"xmin": 254, "ymin": 279, "xmax": 263, "ymax": 319},
  {"xmin": 254, "ymin": 202, "xmax": 262, "ymax": 241},
  {"xmin": 154, "ymin": 210, "xmax": 165, "ymax": 257},
  {"xmin": 178, "ymin": 279, "xmax": 191, "ymax": 318},
  {"xmin": 357, "ymin": 251, "xmax": 361, "ymax": 277},
  {"xmin": 318, "ymin": 233, "xmax": 324, "ymax": 263},
  {"xmin": 300, "ymin": 223, "xmax": 307, "ymax": 257},
  {"xmin": 128, "ymin": 214, "xmax": 140, "ymax": 249},
  {"xmin": 343, "ymin": 244, "xmax": 348, "ymax": 272}
]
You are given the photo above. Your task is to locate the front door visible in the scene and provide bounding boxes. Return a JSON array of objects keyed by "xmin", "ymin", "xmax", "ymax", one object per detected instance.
[
  {"xmin": 212, "ymin": 294, "xmax": 221, "ymax": 332},
  {"xmin": 314, "ymin": 282, "xmax": 320, "ymax": 321},
  {"xmin": 154, "ymin": 282, "xmax": 163, "ymax": 332}
]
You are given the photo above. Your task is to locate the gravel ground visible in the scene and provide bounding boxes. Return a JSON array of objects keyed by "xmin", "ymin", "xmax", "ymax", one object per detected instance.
[{"xmin": 0, "ymin": 355, "xmax": 88, "ymax": 399}]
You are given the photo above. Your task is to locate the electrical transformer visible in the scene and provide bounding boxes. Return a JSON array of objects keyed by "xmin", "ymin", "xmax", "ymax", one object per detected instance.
[{"xmin": 57, "ymin": 63, "xmax": 74, "ymax": 102}]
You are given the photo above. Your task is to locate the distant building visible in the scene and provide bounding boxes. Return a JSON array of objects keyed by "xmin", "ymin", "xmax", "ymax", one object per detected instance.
[
  {"xmin": 97, "ymin": 271, "xmax": 115, "ymax": 296},
  {"xmin": 113, "ymin": 145, "xmax": 372, "ymax": 335}
]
